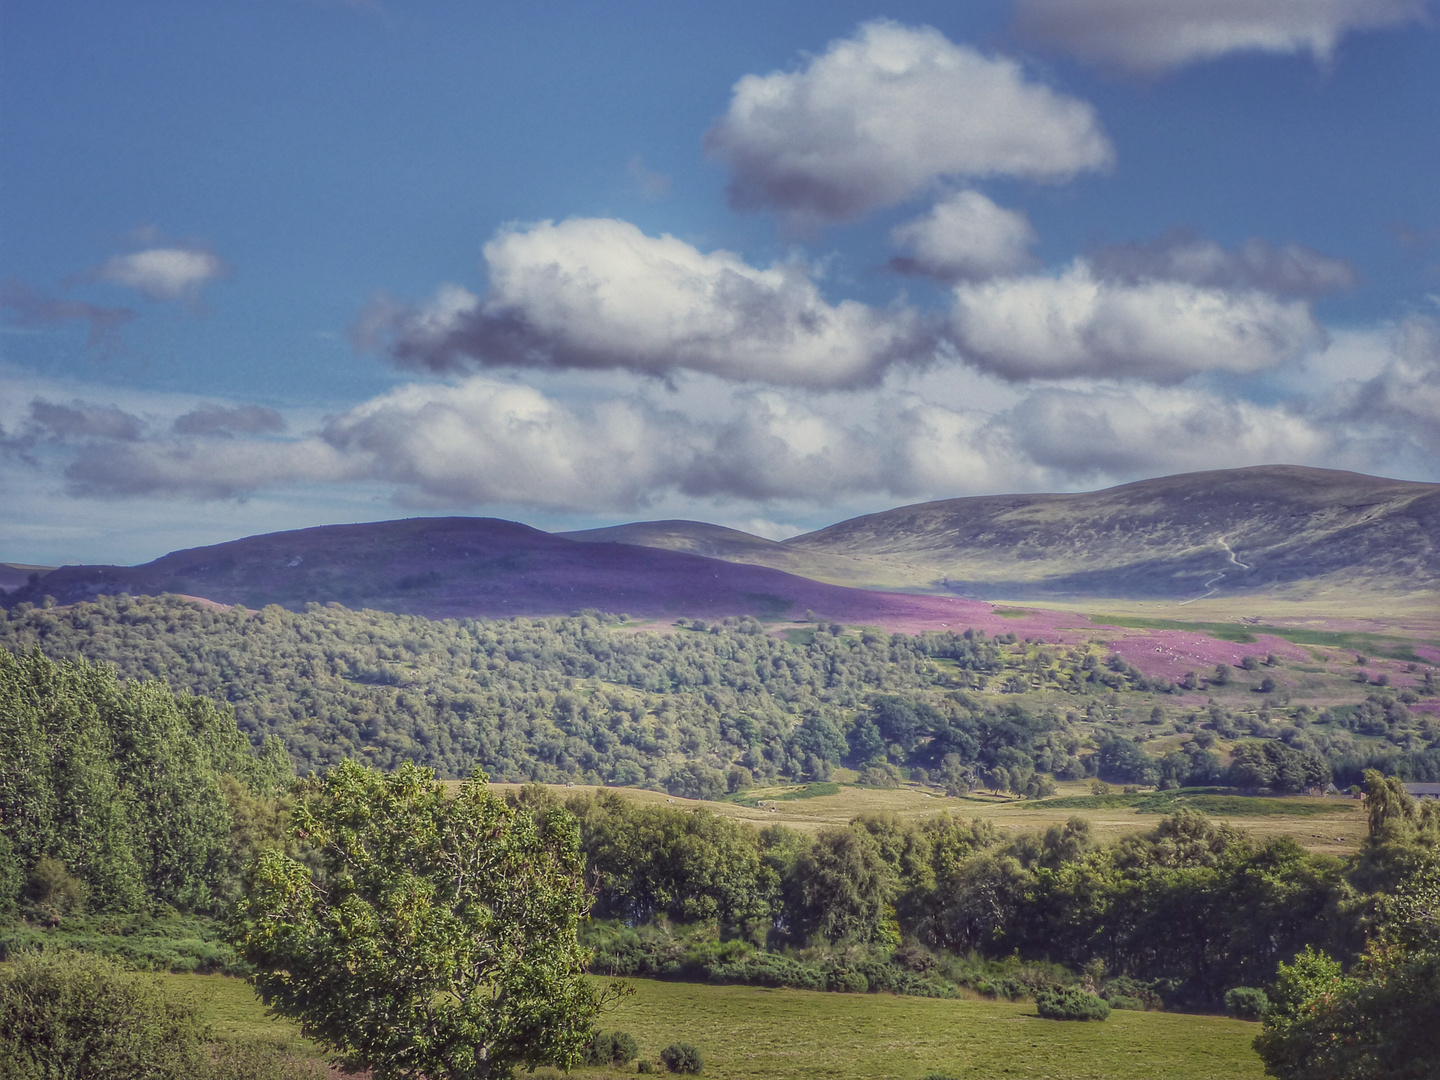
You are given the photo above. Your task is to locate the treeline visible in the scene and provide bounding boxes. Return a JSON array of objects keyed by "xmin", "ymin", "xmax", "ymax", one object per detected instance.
[
  {"xmin": 0, "ymin": 649, "xmax": 291, "ymax": 921},
  {"xmin": 512, "ymin": 781, "xmax": 1440, "ymax": 1009}
]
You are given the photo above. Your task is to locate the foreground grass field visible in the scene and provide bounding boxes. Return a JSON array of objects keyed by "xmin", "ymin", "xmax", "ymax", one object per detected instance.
[{"xmin": 169, "ymin": 973, "xmax": 1267, "ymax": 1080}]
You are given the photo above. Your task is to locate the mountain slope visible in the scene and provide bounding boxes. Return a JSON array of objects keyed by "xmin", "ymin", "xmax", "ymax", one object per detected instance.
[
  {"xmin": 0, "ymin": 516, "xmax": 985, "ymax": 624},
  {"xmin": 783, "ymin": 466, "xmax": 1440, "ymax": 599}
]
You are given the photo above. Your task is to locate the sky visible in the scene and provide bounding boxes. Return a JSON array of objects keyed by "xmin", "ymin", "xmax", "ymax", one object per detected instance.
[{"xmin": 2, "ymin": 0, "xmax": 1439, "ymax": 567}]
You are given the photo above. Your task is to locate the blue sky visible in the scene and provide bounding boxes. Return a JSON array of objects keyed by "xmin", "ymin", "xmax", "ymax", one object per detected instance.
[{"xmin": 3, "ymin": 0, "xmax": 1439, "ymax": 566}]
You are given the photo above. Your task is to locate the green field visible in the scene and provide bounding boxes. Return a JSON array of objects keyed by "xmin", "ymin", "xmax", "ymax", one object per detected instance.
[{"xmin": 169, "ymin": 973, "xmax": 1266, "ymax": 1080}]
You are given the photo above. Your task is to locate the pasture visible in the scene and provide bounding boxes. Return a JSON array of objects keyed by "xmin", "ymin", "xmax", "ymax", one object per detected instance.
[
  {"xmin": 488, "ymin": 778, "xmax": 1367, "ymax": 854},
  {"xmin": 171, "ymin": 973, "xmax": 1267, "ymax": 1080}
]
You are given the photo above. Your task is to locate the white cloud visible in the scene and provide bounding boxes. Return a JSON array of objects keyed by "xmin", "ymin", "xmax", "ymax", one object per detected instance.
[
  {"xmin": 1005, "ymin": 385, "xmax": 1333, "ymax": 476},
  {"xmin": 97, "ymin": 246, "xmax": 231, "ymax": 302},
  {"xmin": 359, "ymin": 217, "xmax": 935, "ymax": 389},
  {"xmin": 65, "ymin": 438, "xmax": 356, "ymax": 499},
  {"xmin": 704, "ymin": 20, "xmax": 1112, "ymax": 224},
  {"xmin": 320, "ymin": 377, "xmax": 685, "ymax": 510},
  {"xmin": 1015, "ymin": 0, "xmax": 1427, "ymax": 74},
  {"xmin": 950, "ymin": 261, "xmax": 1323, "ymax": 382},
  {"xmin": 890, "ymin": 190, "xmax": 1038, "ymax": 281}
]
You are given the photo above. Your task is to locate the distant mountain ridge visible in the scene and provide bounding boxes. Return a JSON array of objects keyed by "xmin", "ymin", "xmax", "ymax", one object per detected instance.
[
  {"xmin": 5, "ymin": 466, "xmax": 1437, "ymax": 616},
  {"xmin": 572, "ymin": 466, "xmax": 1440, "ymax": 601}
]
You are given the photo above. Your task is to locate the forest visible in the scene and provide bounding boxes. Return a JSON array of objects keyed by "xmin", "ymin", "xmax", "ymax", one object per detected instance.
[{"xmin": 1, "ymin": 594, "xmax": 1435, "ymax": 797}]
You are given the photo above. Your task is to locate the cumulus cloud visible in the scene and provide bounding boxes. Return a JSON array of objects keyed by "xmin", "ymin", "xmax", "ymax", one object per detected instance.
[
  {"xmin": 890, "ymin": 191, "xmax": 1038, "ymax": 281},
  {"xmin": 704, "ymin": 20, "xmax": 1112, "ymax": 224},
  {"xmin": 1005, "ymin": 385, "xmax": 1332, "ymax": 476},
  {"xmin": 96, "ymin": 246, "xmax": 231, "ymax": 303},
  {"xmin": 320, "ymin": 377, "xmax": 687, "ymax": 510},
  {"xmin": 1090, "ymin": 231, "xmax": 1356, "ymax": 295},
  {"xmin": 0, "ymin": 278, "xmax": 135, "ymax": 353},
  {"xmin": 950, "ymin": 261, "xmax": 1323, "ymax": 382},
  {"xmin": 1333, "ymin": 316, "xmax": 1440, "ymax": 457},
  {"xmin": 1015, "ymin": 0, "xmax": 1427, "ymax": 74},
  {"xmin": 172, "ymin": 404, "xmax": 286, "ymax": 437},
  {"xmin": 65, "ymin": 438, "xmax": 354, "ymax": 500},
  {"xmin": 356, "ymin": 217, "xmax": 935, "ymax": 389}
]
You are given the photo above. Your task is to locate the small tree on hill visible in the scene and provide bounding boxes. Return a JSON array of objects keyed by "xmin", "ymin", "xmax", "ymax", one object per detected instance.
[{"xmin": 231, "ymin": 761, "xmax": 618, "ymax": 1079}]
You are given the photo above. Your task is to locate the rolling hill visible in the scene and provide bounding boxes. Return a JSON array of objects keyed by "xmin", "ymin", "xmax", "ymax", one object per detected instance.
[
  {"xmin": 4, "ymin": 466, "xmax": 1436, "ymax": 618},
  {"xmin": 574, "ymin": 466, "xmax": 1440, "ymax": 603},
  {"xmin": 0, "ymin": 516, "xmax": 986, "ymax": 626}
]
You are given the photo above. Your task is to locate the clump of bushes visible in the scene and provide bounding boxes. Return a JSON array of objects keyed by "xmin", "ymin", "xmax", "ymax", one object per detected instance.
[
  {"xmin": 584, "ymin": 1030, "xmax": 640, "ymax": 1067},
  {"xmin": 661, "ymin": 1042, "xmax": 704, "ymax": 1074},
  {"xmin": 0, "ymin": 948, "xmax": 321, "ymax": 1079},
  {"xmin": 1036, "ymin": 986, "xmax": 1111, "ymax": 1021},
  {"xmin": 1225, "ymin": 985, "xmax": 1270, "ymax": 1020}
]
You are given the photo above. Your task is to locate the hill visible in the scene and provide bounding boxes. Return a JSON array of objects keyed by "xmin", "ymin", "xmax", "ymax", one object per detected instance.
[
  {"xmin": 0, "ymin": 516, "xmax": 985, "ymax": 626},
  {"xmin": 569, "ymin": 467, "xmax": 1440, "ymax": 604}
]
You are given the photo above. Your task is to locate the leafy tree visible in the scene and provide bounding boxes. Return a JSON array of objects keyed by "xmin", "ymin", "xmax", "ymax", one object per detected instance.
[
  {"xmin": 1094, "ymin": 736, "xmax": 1157, "ymax": 786},
  {"xmin": 230, "ymin": 761, "xmax": 614, "ymax": 1079},
  {"xmin": 786, "ymin": 826, "xmax": 897, "ymax": 945}
]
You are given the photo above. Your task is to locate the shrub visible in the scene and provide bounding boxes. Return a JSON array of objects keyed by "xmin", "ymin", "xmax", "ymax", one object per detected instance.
[
  {"xmin": 1225, "ymin": 985, "xmax": 1270, "ymax": 1021},
  {"xmin": 0, "ymin": 949, "xmax": 208, "ymax": 1079},
  {"xmin": 1106, "ymin": 994, "xmax": 1145, "ymax": 1010},
  {"xmin": 660, "ymin": 1042, "xmax": 704, "ymax": 1074},
  {"xmin": 638, "ymin": 1061, "xmax": 656, "ymax": 1074},
  {"xmin": 1036, "ymin": 986, "xmax": 1111, "ymax": 1021},
  {"xmin": 826, "ymin": 966, "xmax": 869, "ymax": 993}
]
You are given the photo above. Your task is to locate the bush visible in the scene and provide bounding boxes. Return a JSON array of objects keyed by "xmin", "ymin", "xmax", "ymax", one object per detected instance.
[
  {"xmin": 1106, "ymin": 994, "xmax": 1145, "ymax": 1011},
  {"xmin": 660, "ymin": 1042, "xmax": 704, "ymax": 1074},
  {"xmin": 1036, "ymin": 986, "xmax": 1111, "ymax": 1021},
  {"xmin": 826, "ymin": 966, "xmax": 869, "ymax": 993},
  {"xmin": 0, "ymin": 949, "xmax": 208, "ymax": 1079},
  {"xmin": 585, "ymin": 1030, "xmax": 640, "ymax": 1066},
  {"xmin": 638, "ymin": 1061, "xmax": 656, "ymax": 1074},
  {"xmin": 1225, "ymin": 985, "xmax": 1270, "ymax": 1021}
]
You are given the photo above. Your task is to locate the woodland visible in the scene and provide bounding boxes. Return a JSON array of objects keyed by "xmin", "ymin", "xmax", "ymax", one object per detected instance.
[{"xmin": 2, "ymin": 598, "xmax": 1440, "ymax": 1077}]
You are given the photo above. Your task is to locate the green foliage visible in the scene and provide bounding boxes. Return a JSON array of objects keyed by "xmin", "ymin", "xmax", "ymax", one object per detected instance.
[
  {"xmin": 0, "ymin": 647, "xmax": 292, "ymax": 916},
  {"xmin": 0, "ymin": 597, "xmax": 1083, "ymax": 788},
  {"xmin": 1035, "ymin": 986, "xmax": 1111, "ymax": 1021},
  {"xmin": 1255, "ymin": 868, "xmax": 1440, "ymax": 1079},
  {"xmin": 1224, "ymin": 986, "xmax": 1269, "ymax": 1020},
  {"xmin": 583, "ymin": 1030, "xmax": 639, "ymax": 1066},
  {"xmin": 230, "ymin": 760, "xmax": 612, "ymax": 1079},
  {"xmin": 789, "ymin": 825, "xmax": 898, "ymax": 945},
  {"xmin": 0, "ymin": 912, "xmax": 245, "ymax": 974},
  {"xmin": 0, "ymin": 949, "xmax": 208, "ymax": 1080},
  {"xmin": 660, "ymin": 1042, "xmax": 703, "ymax": 1073}
]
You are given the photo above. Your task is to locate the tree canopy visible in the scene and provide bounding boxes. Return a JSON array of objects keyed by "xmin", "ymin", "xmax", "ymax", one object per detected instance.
[{"xmin": 230, "ymin": 761, "xmax": 614, "ymax": 1080}]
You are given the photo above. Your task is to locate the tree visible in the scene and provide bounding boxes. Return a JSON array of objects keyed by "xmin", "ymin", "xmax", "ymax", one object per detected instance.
[
  {"xmin": 786, "ymin": 825, "xmax": 897, "ymax": 944},
  {"xmin": 1255, "ymin": 870, "xmax": 1440, "ymax": 1079},
  {"xmin": 230, "ymin": 761, "xmax": 614, "ymax": 1079}
]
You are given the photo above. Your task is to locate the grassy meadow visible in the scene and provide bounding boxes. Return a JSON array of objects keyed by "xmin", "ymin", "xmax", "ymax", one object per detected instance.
[
  {"xmin": 171, "ymin": 973, "xmax": 1267, "ymax": 1080},
  {"xmin": 489, "ymin": 777, "xmax": 1368, "ymax": 854}
]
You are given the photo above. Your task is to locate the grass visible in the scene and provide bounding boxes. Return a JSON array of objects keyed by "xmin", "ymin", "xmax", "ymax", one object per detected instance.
[
  {"xmin": 1023, "ymin": 790, "xmax": 1350, "ymax": 818},
  {"xmin": 165, "ymin": 973, "xmax": 322, "ymax": 1059},
  {"xmin": 1084, "ymin": 614, "xmax": 1435, "ymax": 661},
  {"xmin": 728, "ymin": 781, "xmax": 841, "ymax": 806},
  {"xmin": 168, "ymin": 974, "xmax": 1266, "ymax": 1080}
]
